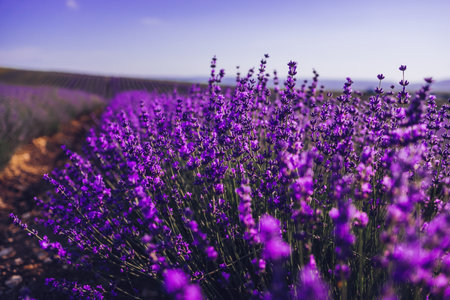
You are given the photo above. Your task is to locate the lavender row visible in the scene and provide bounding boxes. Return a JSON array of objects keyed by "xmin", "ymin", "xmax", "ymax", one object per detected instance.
[
  {"xmin": 12, "ymin": 56, "xmax": 449, "ymax": 299},
  {"xmin": 0, "ymin": 83, "xmax": 104, "ymax": 168},
  {"xmin": 0, "ymin": 68, "xmax": 202, "ymax": 98}
]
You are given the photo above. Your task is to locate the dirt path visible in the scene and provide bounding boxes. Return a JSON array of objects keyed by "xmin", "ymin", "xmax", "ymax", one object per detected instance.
[{"xmin": 0, "ymin": 112, "xmax": 101, "ymax": 299}]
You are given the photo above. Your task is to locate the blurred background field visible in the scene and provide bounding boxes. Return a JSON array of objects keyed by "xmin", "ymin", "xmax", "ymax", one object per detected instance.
[
  {"xmin": 0, "ymin": 67, "xmax": 208, "ymax": 170},
  {"xmin": 0, "ymin": 67, "xmax": 201, "ymax": 98},
  {"xmin": 0, "ymin": 82, "xmax": 104, "ymax": 169}
]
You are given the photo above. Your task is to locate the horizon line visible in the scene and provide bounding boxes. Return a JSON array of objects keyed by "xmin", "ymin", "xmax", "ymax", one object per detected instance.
[{"xmin": 1, "ymin": 65, "xmax": 449, "ymax": 85}]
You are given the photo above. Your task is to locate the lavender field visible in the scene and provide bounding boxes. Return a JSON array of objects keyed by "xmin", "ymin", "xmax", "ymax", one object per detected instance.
[
  {"xmin": 0, "ymin": 83, "xmax": 104, "ymax": 168},
  {"xmin": 2, "ymin": 55, "xmax": 447, "ymax": 299}
]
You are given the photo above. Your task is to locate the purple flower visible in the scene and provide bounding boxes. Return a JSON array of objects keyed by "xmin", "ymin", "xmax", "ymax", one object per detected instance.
[
  {"xmin": 164, "ymin": 269, "xmax": 188, "ymax": 294},
  {"xmin": 259, "ymin": 215, "xmax": 290, "ymax": 260},
  {"xmin": 259, "ymin": 215, "xmax": 281, "ymax": 243},
  {"xmin": 295, "ymin": 256, "xmax": 329, "ymax": 300},
  {"xmin": 264, "ymin": 239, "xmax": 291, "ymax": 261},
  {"xmin": 164, "ymin": 269, "xmax": 204, "ymax": 300},
  {"xmin": 214, "ymin": 183, "xmax": 224, "ymax": 194},
  {"xmin": 424, "ymin": 77, "xmax": 433, "ymax": 84},
  {"xmin": 184, "ymin": 284, "xmax": 203, "ymax": 300},
  {"xmin": 237, "ymin": 182, "xmax": 259, "ymax": 244}
]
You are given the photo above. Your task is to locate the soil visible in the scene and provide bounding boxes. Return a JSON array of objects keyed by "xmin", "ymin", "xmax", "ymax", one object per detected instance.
[{"xmin": 0, "ymin": 112, "xmax": 101, "ymax": 299}]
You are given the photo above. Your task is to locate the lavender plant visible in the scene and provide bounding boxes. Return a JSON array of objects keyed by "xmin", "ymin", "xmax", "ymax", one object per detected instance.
[{"xmin": 12, "ymin": 56, "xmax": 449, "ymax": 299}]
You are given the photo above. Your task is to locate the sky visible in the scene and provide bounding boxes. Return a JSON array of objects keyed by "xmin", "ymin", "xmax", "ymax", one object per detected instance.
[{"xmin": 0, "ymin": 0, "xmax": 449, "ymax": 83}]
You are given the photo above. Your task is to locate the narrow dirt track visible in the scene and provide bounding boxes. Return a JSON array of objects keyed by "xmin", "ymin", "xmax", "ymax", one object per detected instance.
[{"xmin": 0, "ymin": 112, "xmax": 101, "ymax": 299}]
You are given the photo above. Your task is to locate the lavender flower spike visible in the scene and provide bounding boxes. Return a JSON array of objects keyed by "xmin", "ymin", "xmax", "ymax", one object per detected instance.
[
  {"xmin": 259, "ymin": 215, "xmax": 290, "ymax": 261},
  {"xmin": 295, "ymin": 255, "xmax": 329, "ymax": 300}
]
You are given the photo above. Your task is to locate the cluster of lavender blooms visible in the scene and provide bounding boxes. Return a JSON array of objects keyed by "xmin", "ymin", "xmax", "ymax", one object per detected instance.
[
  {"xmin": 0, "ymin": 83, "xmax": 104, "ymax": 167},
  {"xmin": 12, "ymin": 56, "xmax": 449, "ymax": 299}
]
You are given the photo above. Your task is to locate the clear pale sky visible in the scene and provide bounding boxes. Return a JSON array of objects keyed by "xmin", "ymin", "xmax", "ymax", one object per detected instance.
[{"xmin": 0, "ymin": 0, "xmax": 449, "ymax": 82}]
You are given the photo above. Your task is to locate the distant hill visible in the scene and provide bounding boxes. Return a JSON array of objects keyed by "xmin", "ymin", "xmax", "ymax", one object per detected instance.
[
  {"xmin": 429, "ymin": 80, "xmax": 450, "ymax": 93},
  {"xmin": 0, "ymin": 67, "xmax": 204, "ymax": 98},
  {"xmin": 1, "ymin": 67, "xmax": 449, "ymax": 97}
]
